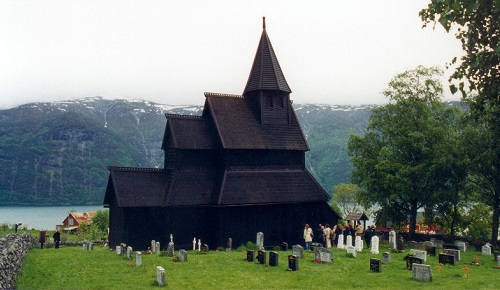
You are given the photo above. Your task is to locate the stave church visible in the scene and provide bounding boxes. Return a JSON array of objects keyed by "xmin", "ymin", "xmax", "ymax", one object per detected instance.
[{"xmin": 103, "ymin": 18, "xmax": 340, "ymax": 250}]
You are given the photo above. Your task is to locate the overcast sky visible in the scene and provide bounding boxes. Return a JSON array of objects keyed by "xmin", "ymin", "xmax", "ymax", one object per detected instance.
[{"xmin": 0, "ymin": 0, "xmax": 463, "ymax": 110}]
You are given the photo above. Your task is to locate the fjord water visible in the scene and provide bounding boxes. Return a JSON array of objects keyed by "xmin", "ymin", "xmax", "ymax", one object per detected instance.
[{"xmin": 0, "ymin": 205, "xmax": 104, "ymax": 230}]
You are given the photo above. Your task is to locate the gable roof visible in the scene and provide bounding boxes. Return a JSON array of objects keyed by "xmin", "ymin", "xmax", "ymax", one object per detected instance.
[
  {"xmin": 104, "ymin": 166, "xmax": 167, "ymax": 207},
  {"xmin": 344, "ymin": 212, "xmax": 369, "ymax": 221},
  {"xmin": 204, "ymin": 93, "xmax": 308, "ymax": 150},
  {"xmin": 163, "ymin": 114, "xmax": 219, "ymax": 150},
  {"xmin": 243, "ymin": 17, "xmax": 291, "ymax": 95}
]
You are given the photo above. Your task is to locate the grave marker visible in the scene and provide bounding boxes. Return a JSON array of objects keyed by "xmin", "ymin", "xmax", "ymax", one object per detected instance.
[
  {"xmin": 178, "ymin": 249, "xmax": 187, "ymax": 262},
  {"xmin": 256, "ymin": 232, "xmax": 264, "ymax": 250},
  {"xmin": 406, "ymin": 256, "xmax": 423, "ymax": 270},
  {"xmin": 280, "ymin": 242, "xmax": 288, "ymax": 251},
  {"xmin": 444, "ymin": 249, "xmax": 460, "ymax": 261},
  {"xmin": 156, "ymin": 266, "xmax": 166, "ymax": 286},
  {"xmin": 481, "ymin": 244, "xmax": 491, "ymax": 256},
  {"xmin": 412, "ymin": 264, "xmax": 432, "ymax": 282},
  {"xmin": 396, "ymin": 237, "xmax": 405, "ymax": 252},
  {"xmin": 135, "ymin": 251, "xmax": 142, "ymax": 266},
  {"xmin": 269, "ymin": 251, "xmax": 279, "ymax": 267},
  {"xmin": 425, "ymin": 245, "xmax": 436, "ymax": 256},
  {"xmin": 226, "ymin": 238, "xmax": 232, "ymax": 251},
  {"xmin": 155, "ymin": 242, "xmax": 161, "ymax": 255},
  {"xmin": 288, "ymin": 255, "xmax": 299, "ymax": 271},
  {"xmin": 346, "ymin": 246, "xmax": 357, "ymax": 258},
  {"xmin": 127, "ymin": 246, "xmax": 133, "ymax": 260},
  {"xmin": 337, "ymin": 234, "xmax": 345, "ymax": 249},
  {"xmin": 355, "ymin": 236, "xmax": 363, "ymax": 252},
  {"xmin": 389, "ymin": 230, "xmax": 396, "ymax": 249},
  {"xmin": 257, "ymin": 250, "xmax": 266, "ymax": 264},
  {"xmin": 246, "ymin": 250, "xmax": 255, "ymax": 262},
  {"xmin": 456, "ymin": 241, "xmax": 467, "ymax": 252},
  {"xmin": 346, "ymin": 235, "xmax": 353, "ymax": 248},
  {"xmin": 201, "ymin": 244, "xmax": 209, "ymax": 253},
  {"xmin": 438, "ymin": 253, "xmax": 455, "ymax": 265},
  {"xmin": 292, "ymin": 245, "xmax": 304, "ymax": 258},
  {"xmin": 370, "ymin": 236, "xmax": 379, "ymax": 254},
  {"xmin": 382, "ymin": 252, "xmax": 391, "ymax": 264},
  {"xmin": 115, "ymin": 246, "xmax": 122, "ymax": 256},
  {"xmin": 410, "ymin": 249, "xmax": 427, "ymax": 263},
  {"xmin": 151, "ymin": 240, "xmax": 156, "ymax": 253},
  {"xmin": 370, "ymin": 258, "xmax": 381, "ymax": 272}
]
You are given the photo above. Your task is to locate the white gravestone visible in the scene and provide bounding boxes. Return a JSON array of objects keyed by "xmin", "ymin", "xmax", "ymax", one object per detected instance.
[
  {"xmin": 156, "ymin": 241, "xmax": 161, "ymax": 255},
  {"xmin": 156, "ymin": 266, "xmax": 166, "ymax": 286},
  {"xmin": 292, "ymin": 244, "xmax": 305, "ymax": 258},
  {"xmin": 178, "ymin": 249, "xmax": 187, "ymax": 262},
  {"xmin": 193, "ymin": 238, "xmax": 196, "ymax": 251},
  {"xmin": 135, "ymin": 251, "xmax": 142, "ymax": 266},
  {"xmin": 410, "ymin": 249, "xmax": 427, "ymax": 263},
  {"xmin": 198, "ymin": 239, "xmax": 201, "ymax": 251},
  {"xmin": 115, "ymin": 246, "xmax": 121, "ymax": 255},
  {"xmin": 456, "ymin": 241, "xmax": 467, "ymax": 252},
  {"xmin": 370, "ymin": 236, "xmax": 379, "ymax": 254},
  {"xmin": 151, "ymin": 240, "xmax": 156, "ymax": 253},
  {"xmin": 382, "ymin": 252, "xmax": 391, "ymax": 264},
  {"xmin": 337, "ymin": 234, "xmax": 345, "ymax": 249},
  {"xmin": 482, "ymin": 245, "xmax": 492, "ymax": 255},
  {"xmin": 256, "ymin": 232, "xmax": 264, "ymax": 250},
  {"xmin": 355, "ymin": 236, "xmax": 363, "ymax": 251},
  {"xmin": 389, "ymin": 230, "xmax": 396, "ymax": 249},
  {"xmin": 346, "ymin": 246, "xmax": 357, "ymax": 257},
  {"xmin": 127, "ymin": 246, "xmax": 133, "ymax": 260},
  {"xmin": 412, "ymin": 264, "xmax": 432, "ymax": 282},
  {"xmin": 346, "ymin": 235, "xmax": 353, "ymax": 248}
]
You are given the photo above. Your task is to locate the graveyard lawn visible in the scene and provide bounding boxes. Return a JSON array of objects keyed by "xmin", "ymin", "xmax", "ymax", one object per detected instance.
[{"xmin": 17, "ymin": 244, "xmax": 500, "ymax": 289}]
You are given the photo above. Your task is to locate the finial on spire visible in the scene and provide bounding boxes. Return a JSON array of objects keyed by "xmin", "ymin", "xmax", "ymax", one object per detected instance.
[{"xmin": 263, "ymin": 16, "xmax": 266, "ymax": 29}]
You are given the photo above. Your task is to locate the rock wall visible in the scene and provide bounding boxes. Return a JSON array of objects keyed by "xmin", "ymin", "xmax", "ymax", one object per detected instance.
[{"xmin": 0, "ymin": 233, "xmax": 37, "ymax": 289}]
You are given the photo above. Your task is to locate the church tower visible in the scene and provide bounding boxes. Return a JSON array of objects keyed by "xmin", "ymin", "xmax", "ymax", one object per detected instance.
[{"xmin": 243, "ymin": 17, "xmax": 292, "ymax": 125}]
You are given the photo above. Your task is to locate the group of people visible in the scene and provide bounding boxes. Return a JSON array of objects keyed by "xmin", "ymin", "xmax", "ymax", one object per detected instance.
[{"xmin": 303, "ymin": 223, "xmax": 376, "ymax": 250}]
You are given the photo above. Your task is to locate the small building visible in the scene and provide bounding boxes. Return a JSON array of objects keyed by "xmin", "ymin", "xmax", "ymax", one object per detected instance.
[
  {"xmin": 61, "ymin": 212, "xmax": 96, "ymax": 231},
  {"xmin": 345, "ymin": 212, "xmax": 369, "ymax": 229}
]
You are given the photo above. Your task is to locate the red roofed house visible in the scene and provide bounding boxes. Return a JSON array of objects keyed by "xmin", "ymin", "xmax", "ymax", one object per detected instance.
[
  {"xmin": 103, "ymin": 18, "xmax": 341, "ymax": 250},
  {"xmin": 62, "ymin": 212, "xmax": 96, "ymax": 231}
]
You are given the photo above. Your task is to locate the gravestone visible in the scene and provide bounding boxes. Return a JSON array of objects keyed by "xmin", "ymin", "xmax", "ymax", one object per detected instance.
[
  {"xmin": 269, "ymin": 251, "xmax": 279, "ymax": 266},
  {"xmin": 434, "ymin": 240, "xmax": 444, "ymax": 249},
  {"xmin": 355, "ymin": 236, "xmax": 363, "ymax": 252},
  {"xmin": 121, "ymin": 243, "xmax": 127, "ymax": 256},
  {"xmin": 444, "ymin": 244, "xmax": 459, "ymax": 250},
  {"xmin": 256, "ymin": 232, "xmax": 264, "ymax": 250},
  {"xmin": 178, "ymin": 249, "xmax": 187, "ymax": 262},
  {"xmin": 337, "ymin": 234, "xmax": 345, "ymax": 249},
  {"xmin": 314, "ymin": 247, "xmax": 322, "ymax": 261},
  {"xmin": 346, "ymin": 246, "xmax": 357, "ymax": 258},
  {"xmin": 481, "ymin": 244, "xmax": 491, "ymax": 255},
  {"xmin": 151, "ymin": 240, "xmax": 156, "ymax": 253},
  {"xmin": 412, "ymin": 264, "xmax": 432, "ymax": 282},
  {"xmin": 370, "ymin": 258, "xmax": 381, "ymax": 272},
  {"xmin": 315, "ymin": 247, "xmax": 332, "ymax": 263},
  {"xmin": 167, "ymin": 242, "xmax": 175, "ymax": 257},
  {"xmin": 406, "ymin": 256, "xmax": 423, "ymax": 270},
  {"xmin": 370, "ymin": 236, "xmax": 379, "ymax": 254},
  {"xmin": 407, "ymin": 241, "xmax": 417, "ymax": 249},
  {"xmin": 495, "ymin": 251, "xmax": 500, "ymax": 262},
  {"xmin": 382, "ymin": 252, "xmax": 391, "ymax": 264},
  {"xmin": 155, "ymin": 242, "xmax": 161, "ymax": 255},
  {"xmin": 425, "ymin": 246, "xmax": 436, "ymax": 257},
  {"xmin": 127, "ymin": 246, "xmax": 133, "ymax": 260},
  {"xmin": 389, "ymin": 230, "xmax": 396, "ymax": 249},
  {"xmin": 246, "ymin": 250, "xmax": 255, "ymax": 262},
  {"xmin": 257, "ymin": 250, "xmax": 266, "ymax": 264},
  {"xmin": 292, "ymin": 245, "xmax": 304, "ymax": 258},
  {"xmin": 82, "ymin": 242, "xmax": 87, "ymax": 251},
  {"xmin": 424, "ymin": 241, "xmax": 434, "ymax": 249},
  {"xmin": 438, "ymin": 253, "xmax": 455, "ymax": 265},
  {"xmin": 396, "ymin": 237, "xmax": 405, "ymax": 252},
  {"xmin": 456, "ymin": 241, "xmax": 467, "ymax": 252},
  {"xmin": 288, "ymin": 254, "xmax": 299, "ymax": 271},
  {"xmin": 193, "ymin": 238, "xmax": 196, "ymax": 251},
  {"xmin": 88, "ymin": 242, "xmax": 94, "ymax": 251},
  {"xmin": 115, "ymin": 246, "xmax": 122, "ymax": 255},
  {"xmin": 226, "ymin": 238, "xmax": 232, "ymax": 251},
  {"xmin": 444, "ymin": 249, "xmax": 460, "ymax": 261},
  {"xmin": 201, "ymin": 244, "xmax": 209, "ymax": 253},
  {"xmin": 280, "ymin": 242, "xmax": 288, "ymax": 251},
  {"xmin": 410, "ymin": 249, "xmax": 427, "ymax": 263},
  {"xmin": 135, "ymin": 251, "xmax": 142, "ymax": 266},
  {"xmin": 345, "ymin": 235, "xmax": 353, "ymax": 248},
  {"xmin": 156, "ymin": 266, "xmax": 166, "ymax": 286}
]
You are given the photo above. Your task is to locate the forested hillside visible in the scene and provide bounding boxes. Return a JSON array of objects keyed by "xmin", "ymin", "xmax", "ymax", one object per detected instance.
[{"xmin": 0, "ymin": 97, "xmax": 374, "ymax": 205}]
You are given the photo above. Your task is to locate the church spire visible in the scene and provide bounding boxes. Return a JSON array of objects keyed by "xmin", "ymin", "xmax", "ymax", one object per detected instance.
[{"xmin": 243, "ymin": 18, "xmax": 291, "ymax": 95}]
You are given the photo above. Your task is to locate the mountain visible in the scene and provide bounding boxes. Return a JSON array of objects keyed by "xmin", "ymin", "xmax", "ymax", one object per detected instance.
[{"xmin": 0, "ymin": 97, "xmax": 375, "ymax": 205}]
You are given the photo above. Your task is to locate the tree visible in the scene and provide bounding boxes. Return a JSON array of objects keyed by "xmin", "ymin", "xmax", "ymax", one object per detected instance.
[
  {"xmin": 332, "ymin": 183, "xmax": 364, "ymax": 218},
  {"xmin": 347, "ymin": 66, "xmax": 463, "ymax": 238},
  {"xmin": 420, "ymin": 1, "xmax": 499, "ymax": 103}
]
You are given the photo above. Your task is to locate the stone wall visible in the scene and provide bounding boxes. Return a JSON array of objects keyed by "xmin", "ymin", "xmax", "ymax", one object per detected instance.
[{"xmin": 0, "ymin": 233, "xmax": 37, "ymax": 289}]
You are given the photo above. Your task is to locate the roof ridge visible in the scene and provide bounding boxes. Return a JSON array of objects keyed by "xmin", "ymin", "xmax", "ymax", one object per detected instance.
[
  {"xmin": 165, "ymin": 113, "xmax": 203, "ymax": 119},
  {"xmin": 204, "ymin": 92, "xmax": 243, "ymax": 99},
  {"xmin": 108, "ymin": 166, "xmax": 164, "ymax": 172}
]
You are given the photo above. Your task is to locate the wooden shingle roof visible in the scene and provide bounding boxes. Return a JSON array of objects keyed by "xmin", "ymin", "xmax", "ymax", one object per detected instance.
[
  {"xmin": 205, "ymin": 93, "xmax": 308, "ymax": 150},
  {"xmin": 243, "ymin": 17, "xmax": 291, "ymax": 95},
  {"xmin": 104, "ymin": 167, "xmax": 167, "ymax": 207},
  {"xmin": 216, "ymin": 169, "xmax": 329, "ymax": 205},
  {"xmin": 163, "ymin": 114, "xmax": 219, "ymax": 150},
  {"xmin": 344, "ymin": 212, "xmax": 369, "ymax": 221}
]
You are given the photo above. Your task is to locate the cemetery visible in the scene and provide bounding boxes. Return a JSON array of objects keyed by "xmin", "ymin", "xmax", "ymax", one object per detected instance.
[{"xmin": 14, "ymin": 234, "xmax": 500, "ymax": 289}]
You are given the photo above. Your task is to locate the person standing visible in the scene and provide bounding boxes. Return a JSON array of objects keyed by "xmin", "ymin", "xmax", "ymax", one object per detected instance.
[
  {"xmin": 53, "ymin": 229, "xmax": 61, "ymax": 249},
  {"xmin": 323, "ymin": 224, "xmax": 332, "ymax": 248},
  {"xmin": 303, "ymin": 224, "xmax": 313, "ymax": 250}
]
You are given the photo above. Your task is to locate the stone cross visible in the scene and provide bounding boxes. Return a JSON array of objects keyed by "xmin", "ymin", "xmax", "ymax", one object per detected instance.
[
  {"xmin": 389, "ymin": 230, "xmax": 396, "ymax": 249},
  {"xmin": 193, "ymin": 238, "xmax": 196, "ymax": 251},
  {"xmin": 198, "ymin": 239, "xmax": 201, "ymax": 251}
]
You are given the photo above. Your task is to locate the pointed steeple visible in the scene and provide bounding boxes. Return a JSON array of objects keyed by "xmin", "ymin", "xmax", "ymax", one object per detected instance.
[{"xmin": 243, "ymin": 17, "xmax": 292, "ymax": 95}]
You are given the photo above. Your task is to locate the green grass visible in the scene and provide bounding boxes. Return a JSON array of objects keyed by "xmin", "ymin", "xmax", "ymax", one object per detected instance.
[{"xmin": 16, "ymin": 243, "xmax": 500, "ymax": 289}]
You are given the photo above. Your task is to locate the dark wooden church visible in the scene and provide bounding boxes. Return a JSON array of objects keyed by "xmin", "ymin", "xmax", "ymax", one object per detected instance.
[{"xmin": 104, "ymin": 18, "xmax": 340, "ymax": 250}]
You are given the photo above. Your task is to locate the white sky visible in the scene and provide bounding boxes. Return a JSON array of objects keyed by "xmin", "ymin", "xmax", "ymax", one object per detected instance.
[{"xmin": 0, "ymin": 0, "xmax": 463, "ymax": 110}]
